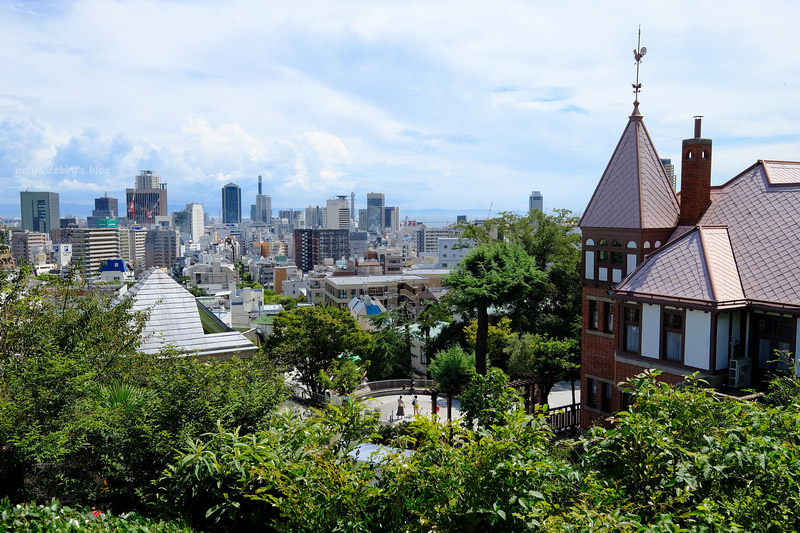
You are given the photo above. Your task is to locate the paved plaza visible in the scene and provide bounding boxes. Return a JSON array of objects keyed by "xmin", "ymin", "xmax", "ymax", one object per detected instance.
[{"xmin": 360, "ymin": 380, "xmax": 580, "ymax": 425}]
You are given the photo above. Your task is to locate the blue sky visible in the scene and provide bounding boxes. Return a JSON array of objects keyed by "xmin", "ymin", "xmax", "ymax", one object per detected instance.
[{"xmin": 3, "ymin": 0, "xmax": 800, "ymax": 219}]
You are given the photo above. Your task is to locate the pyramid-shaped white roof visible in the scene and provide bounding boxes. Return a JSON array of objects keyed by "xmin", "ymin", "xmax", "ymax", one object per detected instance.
[{"xmin": 121, "ymin": 268, "xmax": 257, "ymax": 358}]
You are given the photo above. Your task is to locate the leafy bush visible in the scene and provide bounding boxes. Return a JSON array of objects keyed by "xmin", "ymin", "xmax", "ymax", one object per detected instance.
[{"xmin": 0, "ymin": 499, "xmax": 192, "ymax": 532}]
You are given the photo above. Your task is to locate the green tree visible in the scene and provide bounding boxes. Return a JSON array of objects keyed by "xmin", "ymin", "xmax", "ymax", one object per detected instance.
[
  {"xmin": 463, "ymin": 317, "xmax": 515, "ymax": 372},
  {"xmin": 429, "ymin": 346, "xmax": 475, "ymax": 421},
  {"xmin": 460, "ymin": 210, "xmax": 581, "ymax": 340},
  {"xmin": 444, "ymin": 242, "xmax": 544, "ymax": 375},
  {"xmin": 319, "ymin": 357, "xmax": 365, "ymax": 396},
  {"xmin": 366, "ymin": 325, "xmax": 412, "ymax": 381},
  {"xmin": 460, "ymin": 368, "xmax": 523, "ymax": 430},
  {"xmin": 506, "ymin": 333, "xmax": 579, "ymax": 405},
  {"xmin": 267, "ymin": 306, "xmax": 374, "ymax": 394}
]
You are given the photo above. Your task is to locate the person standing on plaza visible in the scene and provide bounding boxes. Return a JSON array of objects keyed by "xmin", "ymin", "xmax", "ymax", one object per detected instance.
[
  {"xmin": 412, "ymin": 395, "xmax": 419, "ymax": 415},
  {"xmin": 397, "ymin": 395, "xmax": 405, "ymax": 417}
]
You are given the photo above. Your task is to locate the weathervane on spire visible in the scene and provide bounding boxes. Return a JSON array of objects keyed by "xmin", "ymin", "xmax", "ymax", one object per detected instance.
[{"xmin": 632, "ymin": 26, "xmax": 647, "ymax": 103}]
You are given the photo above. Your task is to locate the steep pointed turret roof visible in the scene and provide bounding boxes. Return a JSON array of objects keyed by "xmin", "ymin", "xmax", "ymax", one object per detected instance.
[{"xmin": 580, "ymin": 107, "xmax": 680, "ymax": 229}]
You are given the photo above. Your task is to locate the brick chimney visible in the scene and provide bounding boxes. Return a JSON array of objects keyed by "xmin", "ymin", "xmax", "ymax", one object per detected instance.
[{"xmin": 679, "ymin": 116, "xmax": 712, "ymax": 225}]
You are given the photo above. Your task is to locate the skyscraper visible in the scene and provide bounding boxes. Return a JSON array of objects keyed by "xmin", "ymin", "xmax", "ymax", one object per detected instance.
[
  {"xmin": 126, "ymin": 170, "xmax": 167, "ymax": 224},
  {"xmin": 93, "ymin": 194, "xmax": 118, "ymax": 217},
  {"xmin": 661, "ymin": 158, "xmax": 677, "ymax": 191},
  {"xmin": 20, "ymin": 191, "xmax": 60, "ymax": 233},
  {"xmin": 324, "ymin": 196, "xmax": 350, "ymax": 230},
  {"xmin": 366, "ymin": 192, "xmax": 385, "ymax": 233},
  {"xmin": 222, "ymin": 183, "xmax": 242, "ymax": 224},
  {"xmin": 145, "ymin": 228, "xmax": 180, "ymax": 269},
  {"xmin": 88, "ymin": 193, "xmax": 119, "ymax": 228},
  {"xmin": 529, "ymin": 191, "xmax": 544, "ymax": 213},
  {"xmin": 293, "ymin": 228, "xmax": 350, "ymax": 272},
  {"xmin": 255, "ymin": 182, "xmax": 271, "ymax": 225}
]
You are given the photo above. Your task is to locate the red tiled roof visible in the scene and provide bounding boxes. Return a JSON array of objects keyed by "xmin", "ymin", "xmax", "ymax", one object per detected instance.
[
  {"xmin": 699, "ymin": 161, "xmax": 800, "ymax": 306},
  {"xmin": 580, "ymin": 111, "xmax": 679, "ymax": 230},
  {"xmin": 616, "ymin": 161, "xmax": 800, "ymax": 308}
]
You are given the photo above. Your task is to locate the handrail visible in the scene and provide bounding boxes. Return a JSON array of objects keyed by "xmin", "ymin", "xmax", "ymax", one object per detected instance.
[{"xmin": 352, "ymin": 379, "xmax": 438, "ymax": 398}]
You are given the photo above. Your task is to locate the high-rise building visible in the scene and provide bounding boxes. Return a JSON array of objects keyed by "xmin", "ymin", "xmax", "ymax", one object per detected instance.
[
  {"xmin": 173, "ymin": 203, "xmax": 204, "ymax": 243},
  {"xmin": 661, "ymin": 158, "xmax": 677, "ymax": 191},
  {"xmin": 255, "ymin": 195, "xmax": 271, "ymax": 225},
  {"xmin": 293, "ymin": 228, "xmax": 350, "ymax": 272},
  {"xmin": 119, "ymin": 227, "xmax": 148, "ymax": 272},
  {"xmin": 88, "ymin": 193, "xmax": 119, "ymax": 228},
  {"xmin": 358, "ymin": 209, "xmax": 368, "ymax": 231},
  {"xmin": 305, "ymin": 205, "xmax": 324, "ymax": 229},
  {"xmin": 93, "ymin": 193, "xmax": 118, "ymax": 217},
  {"xmin": 529, "ymin": 191, "xmax": 544, "ymax": 213},
  {"xmin": 126, "ymin": 170, "xmax": 167, "ymax": 225},
  {"xmin": 350, "ymin": 192, "xmax": 356, "ymax": 222},
  {"xmin": 324, "ymin": 196, "xmax": 350, "ymax": 230},
  {"xmin": 145, "ymin": 228, "xmax": 180, "ymax": 269},
  {"xmin": 253, "ymin": 175, "xmax": 271, "ymax": 225},
  {"xmin": 366, "ymin": 192, "xmax": 385, "ymax": 233},
  {"xmin": 222, "ymin": 183, "xmax": 242, "ymax": 224},
  {"xmin": 187, "ymin": 203, "xmax": 204, "ymax": 243},
  {"xmin": 70, "ymin": 227, "xmax": 121, "ymax": 275},
  {"xmin": 135, "ymin": 170, "xmax": 161, "ymax": 189},
  {"xmin": 20, "ymin": 191, "xmax": 60, "ymax": 233},
  {"xmin": 384, "ymin": 206, "xmax": 400, "ymax": 232},
  {"xmin": 11, "ymin": 230, "xmax": 48, "ymax": 264}
]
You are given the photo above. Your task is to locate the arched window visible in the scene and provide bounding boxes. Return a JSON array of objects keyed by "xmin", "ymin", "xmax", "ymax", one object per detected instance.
[
  {"xmin": 644, "ymin": 241, "xmax": 651, "ymax": 249},
  {"xmin": 612, "ymin": 239, "xmax": 622, "ymax": 247},
  {"xmin": 585, "ymin": 238, "xmax": 595, "ymax": 246},
  {"xmin": 655, "ymin": 240, "xmax": 662, "ymax": 248},
  {"xmin": 627, "ymin": 240, "xmax": 637, "ymax": 248}
]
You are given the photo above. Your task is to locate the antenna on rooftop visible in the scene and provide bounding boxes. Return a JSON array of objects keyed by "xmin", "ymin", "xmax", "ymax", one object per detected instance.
[{"xmin": 632, "ymin": 26, "xmax": 647, "ymax": 104}]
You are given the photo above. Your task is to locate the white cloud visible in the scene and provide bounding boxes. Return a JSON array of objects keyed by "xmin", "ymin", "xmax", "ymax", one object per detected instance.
[{"xmin": 2, "ymin": 0, "xmax": 800, "ymax": 216}]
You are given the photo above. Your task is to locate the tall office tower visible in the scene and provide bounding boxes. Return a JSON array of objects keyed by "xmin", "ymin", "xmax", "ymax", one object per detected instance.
[
  {"xmin": 293, "ymin": 228, "xmax": 350, "ymax": 272},
  {"xmin": 324, "ymin": 196, "xmax": 350, "ymax": 230},
  {"xmin": 93, "ymin": 193, "xmax": 118, "ymax": 217},
  {"xmin": 135, "ymin": 170, "xmax": 161, "ymax": 189},
  {"xmin": 255, "ymin": 195, "xmax": 271, "ymax": 225},
  {"xmin": 221, "ymin": 182, "xmax": 242, "ymax": 224},
  {"xmin": 661, "ymin": 158, "xmax": 677, "ymax": 191},
  {"xmin": 529, "ymin": 191, "xmax": 544, "ymax": 213},
  {"xmin": 70, "ymin": 227, "xmax": 121, "ymax": 275},
  {"xmin": 253, "ymin": 175, "xmax": 271, "ymax": 224},
  {"xmin": 88, "ymin": 193, "xmax": 119, "ymax": 228},
  {"xmin": 358, "ymin": 209, "xmax": 368, "ymax": 231},
  {"xmin": 187, "ymin": 203, "xmax": 204, "ymax": 242},
  {"xmin": 456, "ymin": 215, "xmax": 467, "ymax": 224},
  {"xmin": 173, "ymin": 210, "xmax": 190, "ymax": 238},
  {"xmin": 305, "ymin": 205, "xmax": 324, "ymax": 229},
  {"xmin": 173, "ymin": 203, "xmax": 204, "ymax": 243},
  {"xmin": 20, "ymin": 191, "xmax": 60, "ymax": 233},
  {"xmin": 366, "ymin": 192, "xmax": 385, "ymax": 233},
  {"xmin": 384, "ymin": 206, "xmax": 400, "ymax": 232},
  {"xmin": 350, "ymin": 192, "xmax": 355, "ymax": 222},
  {"xmin": 144, "ymin": 228, "xmax": 180, "ymax": 269},
  {"xmin": 126, "ymin": 170, "xmax": 167, "ymax": 224},
  {"xmin": 119, "ymin": 227, "xmax": 148, "ymax": 272}
]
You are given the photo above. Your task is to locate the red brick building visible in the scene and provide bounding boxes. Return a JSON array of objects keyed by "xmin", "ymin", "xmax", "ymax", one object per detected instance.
[{"xmin": 579, "ymin": 103, "xmax": 800, "ymax": 428}]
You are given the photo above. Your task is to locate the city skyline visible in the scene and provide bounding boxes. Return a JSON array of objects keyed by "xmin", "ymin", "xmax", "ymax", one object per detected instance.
[{"xmin": 3, "ymin": 2, "xmax": 800, "ymax": 218}]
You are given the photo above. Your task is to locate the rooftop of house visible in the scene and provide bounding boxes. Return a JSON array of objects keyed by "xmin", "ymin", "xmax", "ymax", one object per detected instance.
[{"xmin": 614, "ymin": 160, "xmax": 800, "ymax": 310}]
